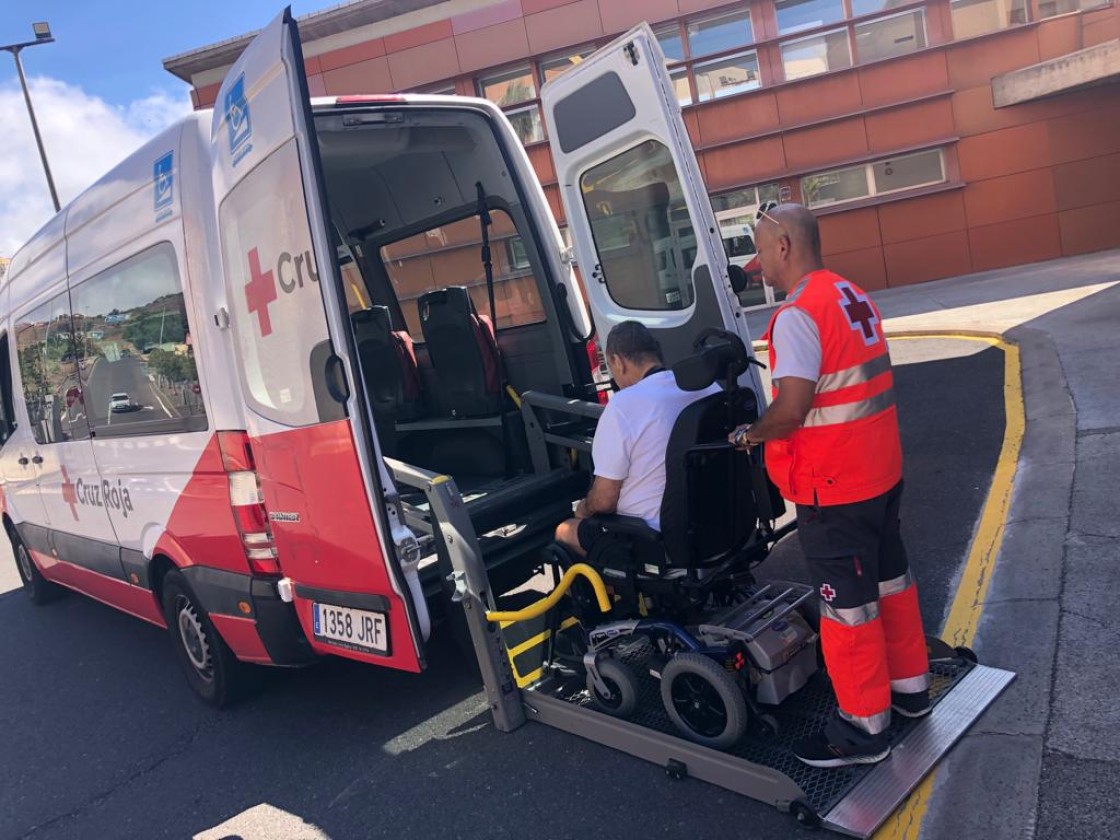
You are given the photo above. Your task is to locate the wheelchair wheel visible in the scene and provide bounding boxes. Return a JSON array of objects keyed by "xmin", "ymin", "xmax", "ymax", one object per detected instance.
[
  {"xmin": 587, "ymin": 657, "xmax": 639, "ymax": 718},
  {"xmin": 660, "ymin": 653, "xmax": 748, "ymax": 750}
]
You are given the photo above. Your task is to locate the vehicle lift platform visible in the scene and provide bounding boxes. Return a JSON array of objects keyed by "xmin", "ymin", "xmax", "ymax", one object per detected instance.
[{"xmin": 390, "ymin": 450, "xmax": 1016, "ymax": 837}]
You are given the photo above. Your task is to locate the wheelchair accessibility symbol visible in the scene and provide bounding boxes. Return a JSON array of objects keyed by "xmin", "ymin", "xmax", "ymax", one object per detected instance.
[
  {"xmin": 153, "ymin": 152, "xmax": 174, "ymax": 220},
  {"xmin": 225, "ymin": 74, "xmax": 253, "ymax": 166}
]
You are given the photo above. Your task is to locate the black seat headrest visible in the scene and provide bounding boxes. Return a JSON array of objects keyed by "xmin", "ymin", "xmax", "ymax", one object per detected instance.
[
  {"xmin": 352, "ymin": 305, "xmax": 392, "ymax": 333},
  {"xmin": 419, "ymin": 286, "xmax": 474, "ymax": 321},
  {"xmin": 672, "ymin": 329, "xmax": 749, "ymax": 392}
]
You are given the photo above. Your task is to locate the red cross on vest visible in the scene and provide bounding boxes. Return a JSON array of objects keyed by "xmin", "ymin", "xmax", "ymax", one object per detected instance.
[
  {"xmin": 820, "ymin": 583, "xmax": 837, "ymax": 602},
  {"xmin": 837, "ymin": 281, "xmax": 879, "ymax": 346},
  {"xmin": 60, "ymin": 465, "xmax": 79, "ymax": 521},
  {"xmin": 245, "ymin": 247, "xmax": 278, "ymax": 338}
]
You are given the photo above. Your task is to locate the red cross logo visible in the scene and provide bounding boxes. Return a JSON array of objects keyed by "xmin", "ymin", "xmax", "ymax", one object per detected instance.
[
  {"xmin": 60, "ymin": 466, "xmax": 79, "ymax": 521},
  {"xmin": 820, "ymin": 583, "xmax": 837, "ymax": 602},
  {"xmin": 244, "ymin": 247, "xmax": 278, "ymax": 338},
  {"xmin": 838, "ymin": 282, "xmax": 880, "ymax": 346}
]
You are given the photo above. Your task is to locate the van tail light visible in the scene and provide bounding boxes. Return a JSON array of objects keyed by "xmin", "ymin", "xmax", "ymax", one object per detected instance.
[
  {"xmin": 219, "ymin": 431, "xmax": 280, "ymax": 576},
  {"xmin": 586, "ymin": 338, "xmax": 610, "ymax": 405}
]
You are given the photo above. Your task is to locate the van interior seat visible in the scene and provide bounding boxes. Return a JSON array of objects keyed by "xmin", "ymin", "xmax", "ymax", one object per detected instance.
[
  {"xmin": 352, "ymin": 306, "xmax": 425, "ymax": 422},
  {"xmin": 418, "ymin": 286, "xmax": 503, "ymax": 418}
]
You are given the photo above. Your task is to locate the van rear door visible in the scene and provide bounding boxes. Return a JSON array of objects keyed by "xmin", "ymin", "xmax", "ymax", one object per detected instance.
[
  {"xmin": 541, "ymin": 24, "xmax": 761, "ymax": 382},
  {"xmin": 210, "ymin": 10, "xmax": 426, "ymax": 672}
]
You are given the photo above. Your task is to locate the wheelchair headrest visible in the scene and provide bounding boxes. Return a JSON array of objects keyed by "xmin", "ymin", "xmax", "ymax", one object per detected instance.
[{"xmin": 672, "ymin": 329, "xmax": 749, "ymax": 392}]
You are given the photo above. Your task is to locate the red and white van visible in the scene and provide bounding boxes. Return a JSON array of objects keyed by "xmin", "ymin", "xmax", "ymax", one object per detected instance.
[{"xmin": 1, "ymin": 11, "xmax": 760, "ymax": 704}]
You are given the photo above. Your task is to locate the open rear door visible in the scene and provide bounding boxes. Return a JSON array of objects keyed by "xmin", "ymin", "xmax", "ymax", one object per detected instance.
[
  {"xmin": 542, "ymin": 23, "xmax": 761, "ymax": 386},
  {"xmin": 210, "ymin": 9, "xmax": 426, "ymax": 672}
]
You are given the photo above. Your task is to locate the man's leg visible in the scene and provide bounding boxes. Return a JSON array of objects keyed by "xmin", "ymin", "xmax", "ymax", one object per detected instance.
[
  {"xmin": 554, "ymin": 517, "xmax": 604, "ymax": 559},
  {"xmin": 793, "ymin": 500, "xmax": 893, "ymax": 768},
  {"xmin": 876, "ymin": 481, "xmax": 931, "ymax": 716}
]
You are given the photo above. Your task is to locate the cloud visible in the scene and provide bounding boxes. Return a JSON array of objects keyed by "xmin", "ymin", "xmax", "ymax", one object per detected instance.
[{"xmin": 0, "ymin": 77, "xmax": 192, "ymax": 256}]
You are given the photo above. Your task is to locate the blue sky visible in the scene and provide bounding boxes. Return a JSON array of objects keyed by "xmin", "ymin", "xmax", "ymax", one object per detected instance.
[
  {"xmin": 1, "ymin": 1, "xmax": 325, "ymax": 254},
  {"xmin": 1, "ymin": 1, "xmax": 322, "ymax": 107}
]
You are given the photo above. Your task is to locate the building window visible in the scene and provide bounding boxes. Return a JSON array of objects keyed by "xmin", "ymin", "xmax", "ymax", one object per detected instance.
[
  {"xmin": 712, "ymin": 183, "xmax": 780, "ymax": 308},
  {"xmin": 782, "ymin": 28, "xmax": 853, "ymax": 80},
  {"xmin": 540, "ymin": 49, "xmax": 593, "ymax": 83},
  {"xmin": 695, "ymin": 51, "xmax": 762, "ymax": 101},
  {"xmin": 687, "ymin": 8, "xmax": 754, "ymax": 56},
  {"xmin": 479, "ymin": 65, "xmax": 544, "ymax": 146},
  {"xmin": 801, "ymin": 148, "xmax": 946, "ymax": 208},
  {"xmin": 775, "ymin": 0, "xmax": 846, "ymax": 35},
  {"xmin": 505, "ymin": 236, "xmax": 530, "ymax": 270},
  {"xmin": 950, "ymin": 0, "xmax": 1030, "ymax": 39},
  {"xmin": 854, "ymin": 9, "xmax": 927, "ymax": 64},
  {"xmin": 506, "ymin": 104, "xmax": 544, "ymax": 144},
  {"xmin": 1038, "ymin": 0, "xmax": 1109, "ymax": 17},
  {"xmin": 478, "ymin": 66, "xmax": 537, "ymax": 106}
]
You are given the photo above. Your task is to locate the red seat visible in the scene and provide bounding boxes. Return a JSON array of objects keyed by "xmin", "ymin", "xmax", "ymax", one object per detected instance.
[{"xmin": 418, "ymin": 287, "xmax": 503, "ymax": 418}]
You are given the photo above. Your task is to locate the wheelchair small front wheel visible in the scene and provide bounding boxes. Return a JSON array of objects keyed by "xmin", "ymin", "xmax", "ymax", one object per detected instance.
[
  {"xmin": 587, "ymin": 657, "xmax": 639, "ymax": 718},
  {"xmin": 661, "ymin": 653, "xmax": 748, "ymax": 750}
]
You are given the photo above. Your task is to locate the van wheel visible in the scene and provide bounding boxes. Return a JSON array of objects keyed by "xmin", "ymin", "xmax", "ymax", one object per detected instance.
[
  {"xmin": 161, "ymin": 570, "xmax": 248, "ymax": 708},
  {"xmin": 10, "ymin": 532, "xmax": 64, "ymax": 605}
]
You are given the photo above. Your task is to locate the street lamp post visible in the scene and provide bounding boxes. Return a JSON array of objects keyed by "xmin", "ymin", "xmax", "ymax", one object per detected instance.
[{"xmin": 2, "ymin": 22, "xmax": 60, "ymax": 213}]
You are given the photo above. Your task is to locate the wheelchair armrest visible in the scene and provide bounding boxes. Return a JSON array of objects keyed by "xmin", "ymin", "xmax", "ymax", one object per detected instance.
[{"xmin": 593, "ymin": 514, "xmax": 662, "ymax": 543}]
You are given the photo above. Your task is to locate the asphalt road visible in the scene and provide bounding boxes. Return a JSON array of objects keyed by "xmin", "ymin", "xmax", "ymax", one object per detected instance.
[
  {"xmin": 81, "ymin": 356, "xmax": 179, "ymax": 427},
  {"xmin": 0, "ymin": 337, "xmax": 1005, "ymax": 840}
]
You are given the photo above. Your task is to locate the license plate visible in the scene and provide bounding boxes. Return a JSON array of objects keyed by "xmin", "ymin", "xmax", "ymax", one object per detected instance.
[{"xmin": 312, "ymin": 602, "xmax": 389, "ymax": 655}]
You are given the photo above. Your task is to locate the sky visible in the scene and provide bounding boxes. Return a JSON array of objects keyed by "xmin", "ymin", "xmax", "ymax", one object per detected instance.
[{"xmin": 1, "ymin": 1, "xmax": 323, "ymax": 256}]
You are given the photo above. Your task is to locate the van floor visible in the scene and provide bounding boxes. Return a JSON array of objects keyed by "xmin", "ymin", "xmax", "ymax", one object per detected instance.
[{"xmin": 406, "ymin": 467, "xmax": 588, "ymax": 596}]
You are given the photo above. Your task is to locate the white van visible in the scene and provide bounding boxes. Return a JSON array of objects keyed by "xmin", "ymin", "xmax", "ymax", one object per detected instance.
[{"xmin": 1, "ymin": 11, "xmax": 760, "ymax": 704}]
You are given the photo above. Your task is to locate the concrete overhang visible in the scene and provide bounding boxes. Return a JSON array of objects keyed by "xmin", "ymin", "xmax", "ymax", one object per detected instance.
[
  {"xmin": 162, "ymin": 0, "xmax": 452, "ymax": 83},
  {"xmin": 992, "ymin": 38, "xmax": 1120, "ymax": 108}
]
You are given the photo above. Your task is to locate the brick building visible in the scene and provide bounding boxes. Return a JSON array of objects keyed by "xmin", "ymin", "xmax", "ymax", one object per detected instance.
[{"xmin": 165, "ymin": 0, "xmax": 1120, "ymax": 310}]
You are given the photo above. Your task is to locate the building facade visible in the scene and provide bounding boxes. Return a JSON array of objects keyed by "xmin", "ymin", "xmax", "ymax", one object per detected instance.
[{"xmin": 166, "ymin": 0, "xmax": 1120, "ymax": 306}]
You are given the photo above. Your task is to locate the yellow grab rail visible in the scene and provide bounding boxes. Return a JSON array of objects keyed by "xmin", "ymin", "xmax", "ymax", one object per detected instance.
[{"xmin": 484, "ymin": 563, "xmax": 611, "ymax": 624}]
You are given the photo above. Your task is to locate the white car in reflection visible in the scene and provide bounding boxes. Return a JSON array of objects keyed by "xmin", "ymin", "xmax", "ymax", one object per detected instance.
[{"xmin": 109, "ymin": 393, "xmax": 133, "ymax": 413}]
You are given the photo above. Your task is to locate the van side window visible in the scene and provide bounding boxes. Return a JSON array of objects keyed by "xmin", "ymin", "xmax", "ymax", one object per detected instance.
[
  {"xmin": 15, "ymin": 293, "xmax": 87, "ymax": 444},
  {"xmin": 69, "ymin": 243, "xmax": 207, "ymax": 437},
  {"xmin": 380, "ymin": 210, "xmax": 545, "ymax": 339},
  {"xmin": 0, "ymin": 332, "xmax": 18, "ymax": 445}
]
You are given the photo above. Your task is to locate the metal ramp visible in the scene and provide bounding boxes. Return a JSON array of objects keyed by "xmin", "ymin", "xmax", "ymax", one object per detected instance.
[
  {"xmin": 526, "ymin": 654, "xmax": 1013, "ymax": 836},
  {"xmin": 394, "ymin": 460, "xmax": 1016, "ymax": 837}
]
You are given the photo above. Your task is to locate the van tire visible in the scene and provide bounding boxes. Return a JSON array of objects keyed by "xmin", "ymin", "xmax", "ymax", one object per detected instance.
[
  {"xmin": 161, "ymin": 569, "xmax": 248, "ymax": 708},
  {"xmin": 10, "ymin": 531, "xmax": 64, "ymax": 605}
]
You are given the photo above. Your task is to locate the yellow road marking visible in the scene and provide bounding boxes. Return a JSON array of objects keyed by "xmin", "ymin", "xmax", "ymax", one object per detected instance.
[{"xmin": 875, "ymin": 332, "xmax": 1024, "ymax": 840}]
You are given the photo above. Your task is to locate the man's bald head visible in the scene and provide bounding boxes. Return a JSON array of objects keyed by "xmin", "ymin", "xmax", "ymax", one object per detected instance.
[
  {"xmin": 761, "ymin": 203, "xmax": 821, "ymax": 261},
  {"xmin": 754, "ymin": 202, "xmax": 824, "ymax": 291}
]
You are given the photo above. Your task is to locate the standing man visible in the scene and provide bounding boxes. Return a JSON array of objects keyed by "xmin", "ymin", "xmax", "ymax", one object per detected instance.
[
  {"xmin": 730, "ymin": 203, "xmax": 930, "ymax": 769},
  {"xmin": 555, "ymin": 321, "xmax": 713, "ymax": 557}
]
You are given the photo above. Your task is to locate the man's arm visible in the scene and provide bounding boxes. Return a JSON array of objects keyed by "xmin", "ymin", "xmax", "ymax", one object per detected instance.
[
  {"xmin": 731, "ymin": 376, "xmax": 815, "ymax": 447},
  {"xmin": 575, "ymin": 477, "xmax": 623, "ymax": 519}
]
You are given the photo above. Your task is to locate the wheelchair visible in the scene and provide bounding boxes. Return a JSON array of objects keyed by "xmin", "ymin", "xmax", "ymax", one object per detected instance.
[{"xmin": 552, "ymin": 329, "xmax": 820, "ymax": 750}]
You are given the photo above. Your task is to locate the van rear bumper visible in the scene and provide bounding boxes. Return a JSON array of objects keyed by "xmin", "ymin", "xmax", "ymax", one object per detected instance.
[{"xmin": 182, "ymin": 566, "xmax": 317, "ymax": 666}]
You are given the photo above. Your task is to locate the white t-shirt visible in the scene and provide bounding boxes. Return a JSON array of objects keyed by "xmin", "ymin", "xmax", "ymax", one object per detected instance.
[
  {"xmin": 591, "ymin": 371, "xmax": 717, "ymax": 530},
  {"xmin": 770, "ymin": 307, "xmax": 822, "ymax": 383}
]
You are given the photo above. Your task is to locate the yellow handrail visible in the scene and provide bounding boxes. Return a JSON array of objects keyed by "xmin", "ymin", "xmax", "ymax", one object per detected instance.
[{"xmin": 484, "ymin": 563, "xmax": 611, "ymax": 624}]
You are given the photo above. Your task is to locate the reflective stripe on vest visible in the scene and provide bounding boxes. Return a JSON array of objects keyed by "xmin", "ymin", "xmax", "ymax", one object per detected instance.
[
  {"xmin": 815, "ymin": 353, "xmax": 892, "ymax": 393},
  {"xmin": 803, "ymin": 385, "xmax": 896, "ymax": 427}
]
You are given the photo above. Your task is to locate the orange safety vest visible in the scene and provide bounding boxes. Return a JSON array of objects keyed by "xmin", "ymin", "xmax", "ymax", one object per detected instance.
[{"xmin": 763, "ymin": 270, "xmax": 902, "ymax": 506}]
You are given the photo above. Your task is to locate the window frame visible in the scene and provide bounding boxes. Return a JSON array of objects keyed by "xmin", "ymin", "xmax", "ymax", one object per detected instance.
[
  {"xmin": 852, "ymin": 7, "xmax": 929, "ymax": 64},
  {"xmin": 800, "ymin": 148, "xmax": 947, "ymax": 209},
  {"xmin": 780, "ymin": 25, "xmax": 855, "ymax": 81}
]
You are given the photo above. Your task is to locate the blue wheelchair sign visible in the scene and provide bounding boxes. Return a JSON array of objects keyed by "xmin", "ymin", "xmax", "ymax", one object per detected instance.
[
  {"xmin": 153, "ymin": 152, "xmax": 174, "ymax": 217},
  {"xmin": 225, "ymin": 74, "xmax": 253, "ymax": 164}
]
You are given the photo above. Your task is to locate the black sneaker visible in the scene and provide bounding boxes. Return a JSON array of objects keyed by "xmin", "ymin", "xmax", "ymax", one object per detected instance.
[
  {"xmin": 793, "ymin": 716, "xmax": 891, "ymax": 768},
  {"xmin": 891, "ymin": 689, "xmax": 931, "ymax": 718}
]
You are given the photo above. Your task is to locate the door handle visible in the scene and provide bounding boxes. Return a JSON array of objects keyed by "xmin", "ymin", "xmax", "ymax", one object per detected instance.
[
  {"xmin": 18, "ymin": 457, "xmax": 29, "ymax": 466},
  {"xmin": 31, "ymin": 455, "xmax": 43, "ymax": 464}
]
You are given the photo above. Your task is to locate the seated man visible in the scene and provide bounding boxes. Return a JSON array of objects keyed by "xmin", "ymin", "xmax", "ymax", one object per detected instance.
[{"xmin": 555, "ymin": 321, "xmax": 715, "ymax": 557}]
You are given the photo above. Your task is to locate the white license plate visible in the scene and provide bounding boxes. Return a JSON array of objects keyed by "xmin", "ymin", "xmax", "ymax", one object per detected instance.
[{"xmin": 312, "ymin": 602, "xmax": 388, "ymax": 655}]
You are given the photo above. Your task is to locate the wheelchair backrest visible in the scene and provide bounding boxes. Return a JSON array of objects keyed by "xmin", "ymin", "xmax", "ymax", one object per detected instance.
[{"xmin": 659, "ymin": 387, "xmax": 760, "ymax": 568}]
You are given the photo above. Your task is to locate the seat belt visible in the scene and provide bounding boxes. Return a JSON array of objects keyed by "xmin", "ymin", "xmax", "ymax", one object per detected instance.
[{"xmin": 476, "ymin": 182, "xmax": 515, "ymax": 476}]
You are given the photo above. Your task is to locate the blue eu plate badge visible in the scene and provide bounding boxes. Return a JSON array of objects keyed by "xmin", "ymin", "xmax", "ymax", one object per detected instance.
[
  {"xmin": 153, "ymin": 152, "xmax": 174, "ymax": 220},
  {"xmin": 225, "ymin": 73, "xmax": 253, "ymax": 166}
]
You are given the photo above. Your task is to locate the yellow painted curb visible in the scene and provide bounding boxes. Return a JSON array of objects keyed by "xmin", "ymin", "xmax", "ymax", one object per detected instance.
[{"xmin": 874, "ymin": 332, "xmax": 1024, "ymax": 840}]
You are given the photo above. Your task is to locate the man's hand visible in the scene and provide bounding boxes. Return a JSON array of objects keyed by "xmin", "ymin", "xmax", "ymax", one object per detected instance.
[
  {"xmin": 729, "ymin": 424, "xmax": 756, "ymax": 451},
  {"xmin": 578, "ymin": 476, "xmax": 623, "ymax": 520}
]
